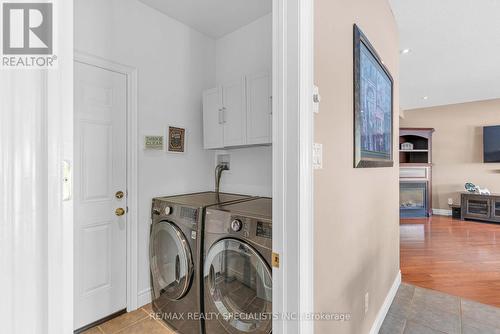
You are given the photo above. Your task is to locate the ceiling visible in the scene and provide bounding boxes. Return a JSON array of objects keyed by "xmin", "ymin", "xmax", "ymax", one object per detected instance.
[
  {"xmin": 138, "ymin": 0, "xmax": 271, "ymax": 39},
  {"xmin": 389, "ymin": 0, "xmax": 500, "ymax": 110}
]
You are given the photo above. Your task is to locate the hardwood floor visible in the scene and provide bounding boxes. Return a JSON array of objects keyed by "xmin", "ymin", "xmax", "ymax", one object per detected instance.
[{"xmin": 400, "ymin": 215, "xmax": 500, "ymax": 308}]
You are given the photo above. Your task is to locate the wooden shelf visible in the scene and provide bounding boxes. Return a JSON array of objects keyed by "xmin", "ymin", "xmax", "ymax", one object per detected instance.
[
  {"xmin": 399, "ymin": 149, "xmax": 429, "ymax": 153},
  {"xmin": 400, "ymin": 162, "xmax": 433, "ymax": 167}
]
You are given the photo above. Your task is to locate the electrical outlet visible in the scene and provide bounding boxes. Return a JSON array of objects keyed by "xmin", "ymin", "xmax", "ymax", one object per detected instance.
[
  {"xmin": 364, "ymin": 292, "xmax": 369, "ymax": 314},
  {"xmin": 448, "ymin": 198, "xmax": 454, "ymax": 205}
]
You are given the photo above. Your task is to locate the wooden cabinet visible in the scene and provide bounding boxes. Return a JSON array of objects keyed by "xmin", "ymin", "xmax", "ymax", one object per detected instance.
[
  {"xmin": 461, "ymin": 193, "xmax": 500, "ymax": 223},
  {"xmin": 202, "ymin": 73, "xmax": 272, "ymax": 149}
]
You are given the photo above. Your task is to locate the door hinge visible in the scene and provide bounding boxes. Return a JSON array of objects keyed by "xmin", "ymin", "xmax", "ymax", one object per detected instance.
[{"xmin": 272, "ymin": 252, "xmax": 280, "ymax": 268}]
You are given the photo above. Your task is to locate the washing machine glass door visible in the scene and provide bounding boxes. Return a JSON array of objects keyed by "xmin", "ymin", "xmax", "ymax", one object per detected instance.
[
  {"xmin": 150, "ymin": 221, "xmax": 194, "ymax": 301},
  {"xmin": 204, "ymin": 239, "xmax": 272, "ymax": 334}
]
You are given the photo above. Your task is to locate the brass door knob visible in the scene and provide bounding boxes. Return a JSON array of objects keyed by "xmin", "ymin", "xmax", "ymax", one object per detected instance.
[
  {"xmin": 115, "ymin": 191, "xmax": 124, "ymax": 199},
  {"xmin": 115, "ymin": 208, "xmax": 125, "ymax": 216}
]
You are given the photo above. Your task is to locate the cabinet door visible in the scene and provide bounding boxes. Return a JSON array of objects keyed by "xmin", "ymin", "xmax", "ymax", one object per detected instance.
[
  {"xmin": 246, "ymin": 72, "xmax": 272, "ymax": 145},
  {"xmin": 222, "ymin": 78, "xmax": 246, "ymax": 147},
  {"xmin": 465, "ymin": 197, "xmax": 490, "ymax": 219},
  {"xmin": 203, "ymin": 87, "xmax": 224, "ymax": 149},
  {"xmin": 491, "ymin": 198, "xmax": 500, "ymax": 222}
]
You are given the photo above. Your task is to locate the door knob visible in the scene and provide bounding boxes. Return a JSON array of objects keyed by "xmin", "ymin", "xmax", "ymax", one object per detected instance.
[
  {"xmin": 115, "ymin": 208, "xmax": 125, "ymax": 216},
  {"xmin": 115, "ymin": 191, "xmax": 124, "ymax": 199}
]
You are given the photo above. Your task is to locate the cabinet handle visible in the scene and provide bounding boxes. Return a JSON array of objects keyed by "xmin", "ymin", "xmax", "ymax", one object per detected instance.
[{"xmin": 222, "ymin": 107, "xmax": 227, "ymax": 123}]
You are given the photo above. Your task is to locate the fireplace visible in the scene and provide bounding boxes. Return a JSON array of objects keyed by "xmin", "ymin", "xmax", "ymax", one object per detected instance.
[{"xmin": 400, "ymin": 181, "xmax": 428, "ymax": 218}]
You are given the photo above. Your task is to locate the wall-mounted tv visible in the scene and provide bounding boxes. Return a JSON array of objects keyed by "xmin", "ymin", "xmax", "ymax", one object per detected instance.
[{"xmin": 484, "ymin": 125, "xmax": 500, "ymax": 163}]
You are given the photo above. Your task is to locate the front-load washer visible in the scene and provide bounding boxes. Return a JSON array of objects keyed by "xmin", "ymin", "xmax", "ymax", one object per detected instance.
[
  {"xmin": 150, "ymin": 192, "xmax": 254, "ymax": 334},
  {"xmin": 203, "ymin": 197, "xmax": 272, "ymax": 334}
]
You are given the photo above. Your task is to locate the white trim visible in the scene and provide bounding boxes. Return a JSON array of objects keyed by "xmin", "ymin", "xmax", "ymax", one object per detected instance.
[
  {"xmin": 272, "ymin": 0, "xmax": 314, "ymax": 333},
  {"xmin": 137, "ymin": 288, "xmax": 153, "ymax": 308},
  {"xmin": 432, "ymin": 209, "xmax": 452, "ymax": 216},
  {"xmin": 298, "ymin": 0, "xmax": 315, "ymax": 332},
  {"xmin": 74, "ymin": 51, "xmax": 140, "ymax": 312},
  {"xmin": 369, "ymin": 271, "xmax": 402, "ymax": 334},
  {"xmin": 48, "ymin": 1, "xmax": 74, "ymax": 332}
]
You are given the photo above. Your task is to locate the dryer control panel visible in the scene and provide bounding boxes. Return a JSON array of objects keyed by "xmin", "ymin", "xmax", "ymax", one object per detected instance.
[
  {"xmin": 256, "ymin": 221, "xmax": 272, "ymax": 239},
  {"xmin": 151, "ymin": 199, "xmax": 199, "ymax": 227}
]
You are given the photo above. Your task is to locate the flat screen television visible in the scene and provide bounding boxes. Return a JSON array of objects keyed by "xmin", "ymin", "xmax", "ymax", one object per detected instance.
[{"xmin": 484, "ymin": 125, "xmax": 500, "ymax": 163}]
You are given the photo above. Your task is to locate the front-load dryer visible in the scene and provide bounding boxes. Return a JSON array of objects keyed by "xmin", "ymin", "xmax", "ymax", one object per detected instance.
[
  {"xmin": 203, "ymin": 197, "xmax": 272, "ymax": 334},
  {"xmin": 150, "ymin": 192, "xmax": 254, "ymax": 334}
]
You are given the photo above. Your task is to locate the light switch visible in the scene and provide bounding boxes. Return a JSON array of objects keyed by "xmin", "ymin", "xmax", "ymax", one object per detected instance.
[
  {"xmin": 313, "ymin": 143, "xmax": 323, "ymax": 169},
  {"xmin": 313, "ymin": 85, "xmax": 321, "ymax": 114}
]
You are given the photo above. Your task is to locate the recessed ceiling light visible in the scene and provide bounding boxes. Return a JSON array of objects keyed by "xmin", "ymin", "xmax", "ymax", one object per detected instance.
[
  {"xmin": 400, "ymin": 49, "xmax": 411, "ymax": 55},
  {"xmin": 423, "ymin": 96, "xmax": 429, "ymax": 100}
]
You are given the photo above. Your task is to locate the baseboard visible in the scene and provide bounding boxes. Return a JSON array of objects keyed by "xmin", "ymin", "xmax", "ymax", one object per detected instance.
[
  {"xmin": 369, "ymin": 270, "xmax": 401, "ymax": 334},
  {"xmin": 432, "ymin": 208, "xmax": 452, "ymax": 216},
  {"xmin": 137, "ymin": 288, "xmax": 152, "ymax": 308}
]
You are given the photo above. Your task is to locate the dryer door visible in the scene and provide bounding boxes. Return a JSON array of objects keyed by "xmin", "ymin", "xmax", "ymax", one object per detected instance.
[
  {"xmin": 204, "ymin": 238, "xmax": 272, "ymax": 334},
  {"xmin": 150, "ymin": 221, "xmax": 194, "ymax": 301}
]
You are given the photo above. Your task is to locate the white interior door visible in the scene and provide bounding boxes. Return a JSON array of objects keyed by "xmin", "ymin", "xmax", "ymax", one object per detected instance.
[
  {"xmin": 74, "ymin": 61, "xmax": 127, "ymax": 329},
  {"xmin": 222, "ymin": 78, "xmax": 247, "ymax": 147}
]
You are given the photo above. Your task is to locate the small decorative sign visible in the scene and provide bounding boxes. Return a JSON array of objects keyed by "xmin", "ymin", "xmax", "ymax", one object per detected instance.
[
  {"xmin": 401, "ymin": 142, "xmax": 414, "ymax": 150},
  {"xmin": 168, "ymin": 126, "xmax": 186, "ymax": 153},
  {"xmin": 144, "ymin": 135, "xmax": 164, "ymax": 150}
]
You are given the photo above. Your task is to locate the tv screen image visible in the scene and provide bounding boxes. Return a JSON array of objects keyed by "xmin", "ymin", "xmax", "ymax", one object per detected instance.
[{"xmin": 484, "ymin": 125, "xmax": 500, "ymax": 163}]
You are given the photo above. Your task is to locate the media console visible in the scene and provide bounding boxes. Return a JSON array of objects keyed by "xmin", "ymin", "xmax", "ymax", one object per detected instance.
[{"xmin": 461, "ymin": 192, "xmax": 500, "ymax": 223}]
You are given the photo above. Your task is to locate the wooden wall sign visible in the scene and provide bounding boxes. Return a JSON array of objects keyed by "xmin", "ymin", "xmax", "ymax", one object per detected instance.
[{"xmin": 168, "ymin": 126, "xmax": 185, "ymax": 153}]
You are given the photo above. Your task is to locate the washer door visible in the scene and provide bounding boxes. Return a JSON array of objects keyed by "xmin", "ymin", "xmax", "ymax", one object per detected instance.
[
  {"xmin": 204, "ymin": 239, "xmax": 272, "ymax": 334},
  {"xmin": 150, "ymin": 221, "xmax": 194, "ymax": 301}
]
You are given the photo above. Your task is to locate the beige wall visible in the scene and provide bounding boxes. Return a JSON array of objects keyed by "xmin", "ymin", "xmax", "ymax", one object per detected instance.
[
  {"xmin": 401, "ymin": 99, "xmax": 500, "ymax": 210},
  {"xmin": 314, "ymin": 0, "xmax": 400, "ymax": 333}
]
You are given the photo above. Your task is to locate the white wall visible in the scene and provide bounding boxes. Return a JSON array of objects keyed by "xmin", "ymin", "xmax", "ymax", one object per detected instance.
[
  {"xmin": 215, "ymin": 13, "xmax": 272, "ymax": 84},
  {"xmin": 75, "ymin": 0, "xmax": 215, "ymax": 304},
  {"xmin": 214, "ymin": 147, "xmax": 273, "ymax": 196},
  {"xmin": 214, "ymin": 13, "xmax": 273, "ymax": 197}
]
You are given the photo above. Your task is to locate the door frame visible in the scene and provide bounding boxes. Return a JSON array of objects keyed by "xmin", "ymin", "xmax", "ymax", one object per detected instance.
[
  {"xmin": 272, "ymin": 0, "xmax": 314, "ymax": 333},
  {"xmin": 74, "ymin": 51, "xmax": 139, "ymax": 312},
  {"xmin": 47, "ymin": 0, "xmax": 314, "ymax": 332}
]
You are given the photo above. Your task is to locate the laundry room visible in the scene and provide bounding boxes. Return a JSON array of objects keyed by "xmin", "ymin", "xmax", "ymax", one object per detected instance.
[{"xmin": 74, "ymin": 0, "xmax": 273, "ymax": 333}]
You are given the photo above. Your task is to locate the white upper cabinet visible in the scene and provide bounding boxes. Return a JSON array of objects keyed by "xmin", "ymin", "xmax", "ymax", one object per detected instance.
[
  {"xmin": 246, "ymin": 72, "xmax": 272, "ymax": 145},
  {"xmin": 202, "ymin": 87, "xmax": 224, "ymax": 149},
  {"xmin": 202, "ymin": 72, "xmax": 272, "ymax": 149},
  {"xmin": 222, "ymin": 77, "xmax": 247, "ymax": 147}
]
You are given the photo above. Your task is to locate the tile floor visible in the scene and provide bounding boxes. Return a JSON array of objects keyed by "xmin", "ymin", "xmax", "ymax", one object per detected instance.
[
  {"xmin": 84, "ymin": 283, "xmax": 500, "ymax": 334},
  {"xmin": 82, "ymin": 303, "xmax": 174, "ymax": 334},
  {"xmin": 380, "ymin": 283, "xmax": 500, "ymax": 334}
]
